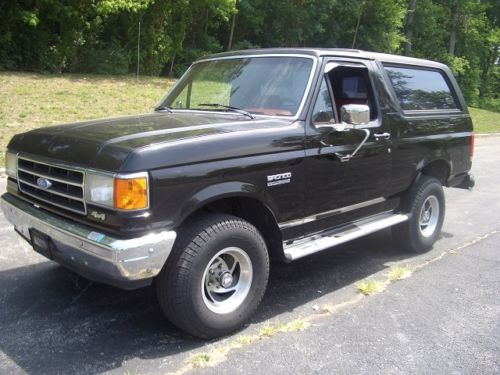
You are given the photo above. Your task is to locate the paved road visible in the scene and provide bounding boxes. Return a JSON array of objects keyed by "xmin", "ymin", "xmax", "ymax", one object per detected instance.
[
  {"xmin": 197, "ymin": 231, "xmax": 500, "ymax": 375},
  {"xmin": 0, "ymin": 136, "xmax": 499, "ymax": 374}
]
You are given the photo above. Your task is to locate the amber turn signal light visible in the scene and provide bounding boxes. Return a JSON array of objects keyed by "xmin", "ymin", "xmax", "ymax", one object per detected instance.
[{"xmin": 114, "ymin": 176, "xmax": 148, "ymax": 210}]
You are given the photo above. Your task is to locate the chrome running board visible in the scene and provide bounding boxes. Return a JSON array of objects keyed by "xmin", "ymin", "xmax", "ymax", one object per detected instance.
[{"xmin": 283, "ymin": 213, "xmax": 408, "ymax": 261}]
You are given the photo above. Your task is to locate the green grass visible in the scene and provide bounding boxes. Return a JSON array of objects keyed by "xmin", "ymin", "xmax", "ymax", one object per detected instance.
[
  {"xmin": 0, "ymin": 72, "xmax": 175, "ymax": 165},
  {"xmin": 189, "ymin": 353, "xmax": 212, "ymax": 368},
  {"xmin": 469, "ymin": 107, "xmax": 500, "ymax": 133},
  {"xmin": 1, "ymin": 72, "xmax": 499, "ymax": 166},
  {"xmin": 355, "ymin": 279, "xmax": 387, "ymax": 296},
  {"xmin": 387, "ymin": 265, "xmax": 413, "ymax": 282}
]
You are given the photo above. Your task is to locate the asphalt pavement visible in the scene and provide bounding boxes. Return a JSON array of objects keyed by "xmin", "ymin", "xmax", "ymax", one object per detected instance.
[{"xmin": 0, "ymin": 136, "xmax": 499, "ymax": 374}]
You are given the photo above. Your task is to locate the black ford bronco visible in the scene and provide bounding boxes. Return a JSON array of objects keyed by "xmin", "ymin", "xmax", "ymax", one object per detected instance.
[{"xmin": 1, "ymin": 49, "xmax": 474, "ymax": 338}]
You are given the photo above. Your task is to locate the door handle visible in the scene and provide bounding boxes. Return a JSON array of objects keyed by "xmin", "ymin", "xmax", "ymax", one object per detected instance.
[{"xmin": 374, "ymin": 132, "xmax": 391, "ymax": 140}]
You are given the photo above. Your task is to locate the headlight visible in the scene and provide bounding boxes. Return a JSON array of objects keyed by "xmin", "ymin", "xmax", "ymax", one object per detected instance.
[
  {"xmin": 5, "ymin": 152, "xmax": 17, "ymax": 178},
  {"xmin": 85, "ymin": 172, "xmax": 115, "ymax": 208},
  {"xmin": 85, "ymin": 171, "xmax": 149, "ymax": 211}
]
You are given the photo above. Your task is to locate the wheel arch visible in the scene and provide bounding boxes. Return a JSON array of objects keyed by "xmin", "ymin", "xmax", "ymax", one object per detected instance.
[
  {"xmin": 416, "ymin": 158, "xmax": 451, "ymax": 186},
  {"xmin": 177, "ymin": 182, "xmax": 285, "ymax": 262}
]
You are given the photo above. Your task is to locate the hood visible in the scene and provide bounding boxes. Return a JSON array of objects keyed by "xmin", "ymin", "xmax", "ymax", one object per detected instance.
[{"xmin": 8, "ymin": 112, "xmax": 299, "ymax": 171}]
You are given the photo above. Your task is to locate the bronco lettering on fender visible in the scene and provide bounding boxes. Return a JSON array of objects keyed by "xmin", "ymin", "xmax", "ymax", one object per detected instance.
[{"xmin": 267, "ymin": 172, "xmax": 292, "ymax": 186}]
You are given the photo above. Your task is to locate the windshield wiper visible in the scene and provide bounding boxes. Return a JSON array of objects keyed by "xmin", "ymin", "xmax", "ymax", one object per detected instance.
[
  {"xmin": 198, "ymin": 103, "xmax": 255, "ymax": 119},
  {"xmin": 154, "ymin": 105, "xmax": 174, "ymax": 113}
]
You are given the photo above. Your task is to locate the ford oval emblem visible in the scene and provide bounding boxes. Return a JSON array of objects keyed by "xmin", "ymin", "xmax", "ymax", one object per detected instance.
[{"xmin": 36, "ymin": 177, "xmax": 53, "ymax": 190}]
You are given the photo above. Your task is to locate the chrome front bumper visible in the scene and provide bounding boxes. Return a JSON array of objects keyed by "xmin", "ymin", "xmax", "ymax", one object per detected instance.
[{"xmin": 1, "ymin": 193, "xmax": 177, "ymax": 290}]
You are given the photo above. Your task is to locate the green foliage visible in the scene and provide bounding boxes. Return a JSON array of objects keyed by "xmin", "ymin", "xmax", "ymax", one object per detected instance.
[
  {"xmin": 324, "ymin": 0, "xmax": 407, "ymax": 52},
  {"xmin": 0, "ymin": 0, "xmax": 497, "ymax": 109},
  {"xmin": 70, "ymin": 42, "xmax": 130, "ymax": 75},
  {"xmin": 96, "ymin": 0, "xmax": 153, "ymax": 16}
]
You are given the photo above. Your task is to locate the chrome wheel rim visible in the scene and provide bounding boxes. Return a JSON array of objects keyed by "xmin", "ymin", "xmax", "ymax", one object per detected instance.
[
  {"xmin": 201, "ymin": 247, "xmax": 253, "ymax": 314},
  {"xmin": 419, "ymin": 195, "xmax": 439, "ymax": 238}
]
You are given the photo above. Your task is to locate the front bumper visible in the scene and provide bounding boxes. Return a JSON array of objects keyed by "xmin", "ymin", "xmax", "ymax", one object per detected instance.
[{"xmin": 1, "ymin": 193, "xmax": 177, "ymax": 290}]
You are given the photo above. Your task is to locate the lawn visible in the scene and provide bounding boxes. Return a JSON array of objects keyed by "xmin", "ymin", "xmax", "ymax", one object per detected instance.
[
  {"xmin": 0, "ymin": 72, "xmax": 175, "ymax": 165},
  {"xmin": 1, "ymin": 72, "xmax": 499, "ymax": 165},
  {"xmin": 469, "ymin": 107, "xmax": 500, "ymax": 134}
]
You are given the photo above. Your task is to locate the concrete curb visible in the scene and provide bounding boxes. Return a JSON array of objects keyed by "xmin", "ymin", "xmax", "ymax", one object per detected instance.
[{"xmin": 0, "ymin": 168, "xmax": 5, "ymax": 177}]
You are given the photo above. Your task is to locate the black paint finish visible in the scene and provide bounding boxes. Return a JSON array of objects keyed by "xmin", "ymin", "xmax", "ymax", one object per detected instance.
[{"xmin": 5, "ymin": 48, "xmax": 474, "ymax": 248}]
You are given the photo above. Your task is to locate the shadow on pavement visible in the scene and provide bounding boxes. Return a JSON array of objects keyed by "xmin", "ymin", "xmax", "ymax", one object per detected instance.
[{"xmin": 0, "ymin": 229, "xmax": 419, "ymax": 374}]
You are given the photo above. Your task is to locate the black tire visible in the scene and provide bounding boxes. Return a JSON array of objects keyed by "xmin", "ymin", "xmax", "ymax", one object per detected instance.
[
  {"xmin": 156, "ymin": 214, "xmax": 269, "ymax": 338},
  {"xmin": 392, "ymin": 175, "xmax": 445, "ymax": 253}
]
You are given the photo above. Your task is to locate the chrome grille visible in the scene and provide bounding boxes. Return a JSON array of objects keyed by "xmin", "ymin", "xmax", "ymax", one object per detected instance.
[{"xmin": 17, "ymin": 157, "xmax": 86, "ymax": 215}]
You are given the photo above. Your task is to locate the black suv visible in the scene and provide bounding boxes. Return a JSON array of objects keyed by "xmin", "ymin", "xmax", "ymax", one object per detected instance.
[{"xmin": 1, "ymin": 48, "xmax": 474, "ymax": 338}]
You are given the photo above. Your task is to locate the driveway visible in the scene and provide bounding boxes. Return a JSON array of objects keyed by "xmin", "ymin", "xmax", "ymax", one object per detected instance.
[{"xmin": 0, "ymin": 136, "xmax": 499, "ymax": 374}]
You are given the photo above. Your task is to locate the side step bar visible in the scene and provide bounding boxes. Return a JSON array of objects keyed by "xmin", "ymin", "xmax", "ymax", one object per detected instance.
[{"xmin": 283, "ymin": 213, "xmax": 408, "ymax": 261}]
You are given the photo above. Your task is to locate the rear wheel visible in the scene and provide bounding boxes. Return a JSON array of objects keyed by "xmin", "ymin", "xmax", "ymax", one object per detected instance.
[
  {"xmin": 393, "ymin": 175, "xmax": 445, "ymax": 253},
  {"xmin": 156, "ymin": 214, "xmax": 269, "ymax": 338}
]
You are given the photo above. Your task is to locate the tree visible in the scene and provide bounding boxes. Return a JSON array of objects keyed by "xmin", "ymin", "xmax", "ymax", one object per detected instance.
[
  {"xmin": 0, "ymin": 0, "xmax": 497, "ymax": 112},
  {"xmin": 404, "ymin": 0, "xmax": 418, "ymax": 55}
]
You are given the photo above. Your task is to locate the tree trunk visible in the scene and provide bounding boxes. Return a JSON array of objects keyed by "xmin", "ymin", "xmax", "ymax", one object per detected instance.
[
  {"xmin": 352, "ymin": 1, "xmax": 365, "ymax": 49},
  {"xmin": 168, "ymin": 53, "xmax": 176, "ymax": 78},
  {"xmin": 227, "ymin": 12, "xmax": 236, "ymax": 50},
  {"xmin": 404, "ymin": 0, "xmax": 417, "ymax": 56},
  {"xmin": 448, "ymin": 0, "xmax": 459, "ymax": 56},
  {"xmin": 204, "ymin": 8, "xmax": 209, "ymax": 36}
]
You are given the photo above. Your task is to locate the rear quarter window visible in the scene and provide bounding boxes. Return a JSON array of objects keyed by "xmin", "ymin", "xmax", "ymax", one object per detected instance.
[{"xmin": 384, "ymin": 65, "xmax": 459, "ymax": 111}]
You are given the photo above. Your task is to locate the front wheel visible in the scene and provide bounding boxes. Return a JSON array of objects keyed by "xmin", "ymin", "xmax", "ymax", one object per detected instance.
[
  {"xmin": 156, "ymin": 214, "xmax": 269, "ymax": 338},
  {"xmin": 393, "ymin": 175, "xmax": 445, "ymax": 253}
]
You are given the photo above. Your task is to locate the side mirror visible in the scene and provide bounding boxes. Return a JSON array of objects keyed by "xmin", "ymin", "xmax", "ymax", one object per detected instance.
[
  {"xmin": 340, "ymin": 104, "xmax": 370, "ymax": 127},
  {"xmin": 319, "ymin": 104, "xmax": 371, "ymax": 162}
]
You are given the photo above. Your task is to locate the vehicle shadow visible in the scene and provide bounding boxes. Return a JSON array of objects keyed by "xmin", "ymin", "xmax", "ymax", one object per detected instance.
[{"xmin": 0, "ymin": 229, "xmax": 419, "ymax": 374}]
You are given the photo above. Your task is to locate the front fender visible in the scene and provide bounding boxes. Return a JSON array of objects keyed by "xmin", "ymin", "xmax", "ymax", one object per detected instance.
[{"xmin": 179, "ymin": 181, "xmax": 279, "ymax": 224}]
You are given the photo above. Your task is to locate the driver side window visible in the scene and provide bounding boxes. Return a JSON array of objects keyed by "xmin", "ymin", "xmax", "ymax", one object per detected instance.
[
  {"xmin": 328, "ymin": 65, "xmax": 378, "ymax": 122},
  {"xmin": 312, "ymin": 77, "xmax": 334, "ymax": 124},
  {"xmin": 313, "ymin": 64, "xmax": 378, "ymax": 126}
]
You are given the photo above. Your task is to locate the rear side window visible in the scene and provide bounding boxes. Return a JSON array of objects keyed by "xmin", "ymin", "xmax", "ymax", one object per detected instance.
[{"xmin": 384, "ymin": 66, "xmax": 459, "ymax": 111}]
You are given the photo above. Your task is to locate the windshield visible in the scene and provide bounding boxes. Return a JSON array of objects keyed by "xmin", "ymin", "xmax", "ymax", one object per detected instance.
[{"xmin": 161, "ymin": 56, "xmax": 314, "ymax": 117}]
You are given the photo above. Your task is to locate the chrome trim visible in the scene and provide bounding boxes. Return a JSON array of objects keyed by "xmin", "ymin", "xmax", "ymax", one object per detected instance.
[
  {"xmin": 18, "ymin": 167, "xmax": 83, "ymax": 187},
  {"xmin": 340, "ymin": 104, "xmax": 370, "ymax": 126},
  {"xmin": 15, "ymin": 189, "xmax": 87, "ymax": 215},
  {"xmin": 195, "ymin": 53, "xmax": 318, "ymax": 63},
  {"xmin": 283, "ymin": 213, "xmax": 408, "ymax": 261},
  {"xmin": 279, "ymin": 197, "xmax": 386, "ymax": 229},
  {"xmin": 17, "ymin": 179, "xmax": 84, "ymax": 202},
  {"xmin": 1, "ymin": 193, "xmax": 177, "ymax": 283},
  {"xmin": 116, "ymin": 171, "xmax": 149, "ymax": 180},
  {"xmin": 158, "ymin": 54, "xmax": 319, "ymax": 122},
  {"xmin": 17, "ymin": 155, "xmax": 87, "ymax": 215},
  {"xmin": 17, "ymin": 155, "xmax": 87, "ymax": 174}
]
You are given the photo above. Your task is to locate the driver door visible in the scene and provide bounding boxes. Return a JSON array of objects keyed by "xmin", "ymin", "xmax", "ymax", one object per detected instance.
[{"xmin": 295, "ymin": 60, "xmax": 391, "ymax": 238}]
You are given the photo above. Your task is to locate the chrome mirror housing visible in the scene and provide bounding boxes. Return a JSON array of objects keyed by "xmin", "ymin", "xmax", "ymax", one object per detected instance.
[{"xmin": 340, "ymin": 104, "xmax": 370, "ymax": 127}]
